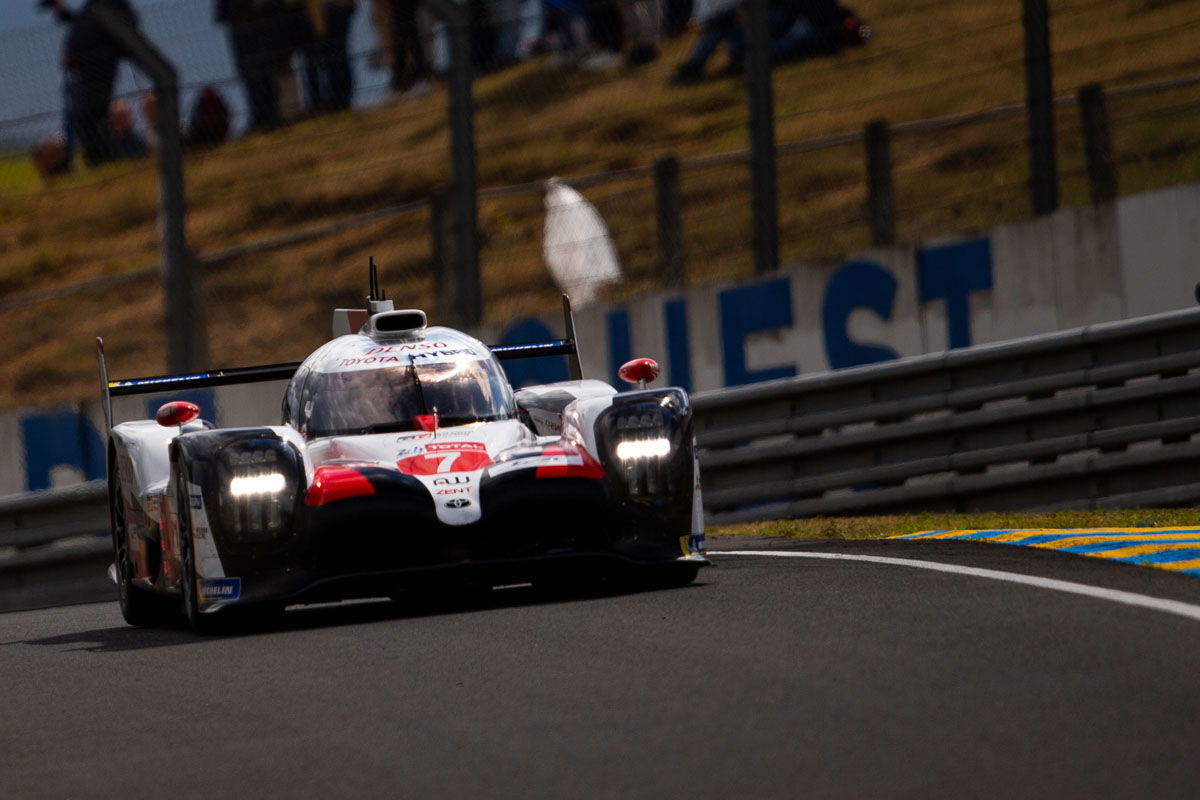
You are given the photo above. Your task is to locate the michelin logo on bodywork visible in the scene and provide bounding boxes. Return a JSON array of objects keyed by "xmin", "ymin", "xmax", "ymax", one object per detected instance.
[{"xmin": 199, "ymin": 577, "xmax": 242, "ymax": 603}]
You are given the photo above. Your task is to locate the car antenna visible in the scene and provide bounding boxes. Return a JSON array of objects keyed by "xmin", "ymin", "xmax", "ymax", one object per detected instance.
[{"xmin": 367, "ymin": 255, "xmax": 394, "ymax": 313}]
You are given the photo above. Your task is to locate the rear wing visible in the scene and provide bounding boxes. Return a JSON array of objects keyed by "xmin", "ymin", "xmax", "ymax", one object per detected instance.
[{"xmin": 97, "ymin": 295, "xmax": 583, "ymax": 431}]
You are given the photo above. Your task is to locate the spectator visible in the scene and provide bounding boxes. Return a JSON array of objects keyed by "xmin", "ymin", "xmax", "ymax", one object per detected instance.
[
  {"xmin": 669, "ymin": 0, "xmax": 743, "ymax": 85},
  {"xmin": 138, "ymin": 86, "xmax": 231, "ymax": 150},
  {"xmin": 44, "ymin": 0, "xmax": 138, "ymax": 167},
  {"xmin": 108, "ymin": 98, "xmax": 148, "ymax": 159},
  {"xmin": 139, "ymin": 89, "xmax": 159, "ymax": 149},
  {"xmin": 489, "ymin": 0, "xmax": 543, "ymax": 65},
  {"xmin": 270, "ymin": 0, "xmax": 317, "ymax": 122},
  {"xmin": 215, "ymin": 0, "xmax": 314, "ymax": 130},
  {"xmin": 616, "ymin": 0, "xmax": 662, "ymax": 66},
  {"xmin": 669, "ymin": 0, "xmax": 868, "ymax": 83},
  {"xmin": 216, "ymin": 0, "xmax": 280, "ymax": 130},
  {"xmin": 30, "ymin": 133, "xmax": 70, "ymax": 181},
  {"xmin": 664, "ymin": 0, "xmax": 693, "ymax": 36},
  {"xmin": 543, "ymin": 0, "xmax": 619, "ymax": 68},
  {"xmin": 303, "ymin": 0, "xmax": 357, "ymax": 112},
  {"xmin": 427, "ymin": 0, "xmax": 496, "ymax": 76},
  {"xmin": 186, "ymin": 86, "xmax": 232, "ymax": 147},
  {"xmin": 771, "ymin": 0, "xmax": 860, "ymax": 63},
  {"xmin": 375, "ymin": 0, "xmax": 432, "ymax": 97}
]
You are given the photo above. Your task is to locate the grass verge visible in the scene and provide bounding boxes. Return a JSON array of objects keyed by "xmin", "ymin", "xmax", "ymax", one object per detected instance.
[{"xmin": 711, "ymin": 509, "xmax": 1200, "ymax": 540}]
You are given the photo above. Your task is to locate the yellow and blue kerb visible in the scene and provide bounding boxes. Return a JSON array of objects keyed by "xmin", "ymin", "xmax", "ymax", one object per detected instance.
[{"xmin": 894, "ymin": 528, "xmax": 1200, "ymax": 577}]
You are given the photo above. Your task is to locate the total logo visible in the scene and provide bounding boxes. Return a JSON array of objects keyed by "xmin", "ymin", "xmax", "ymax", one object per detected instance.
[
  {"xmin": 444, "ymin": 498, "xmax": 472, "ymax": 509},
  {"xmin": 398, "ymin": 441, "xmax": 493, "ymax": 475}
]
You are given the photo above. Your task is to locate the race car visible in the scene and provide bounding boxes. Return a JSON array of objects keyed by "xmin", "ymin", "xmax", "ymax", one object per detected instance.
[{"xmin": 100, "ymin": 274, "xmax": 707, "ymax": 631}]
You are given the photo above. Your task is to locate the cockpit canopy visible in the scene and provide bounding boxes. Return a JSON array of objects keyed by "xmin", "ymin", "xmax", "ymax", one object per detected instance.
[{"xmin": 283, "ymin": 330, "xmax": 515, "ymax": 439}]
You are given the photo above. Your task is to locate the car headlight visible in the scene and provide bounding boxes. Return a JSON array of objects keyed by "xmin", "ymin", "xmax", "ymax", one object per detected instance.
[
  {"xmin": 229, "ymin": 472, "xmax": 287, "ymax": 496},
  {"xmin": 615, "ymin": 437, "xmax": 671, "ymax": 460},
  {"xmin": 216, "ymin": 441, "xmax": 299, "ymax": 542},
  {"xmin": 596, "ymin": 390, "xmax": 691, "ymax": 502}
]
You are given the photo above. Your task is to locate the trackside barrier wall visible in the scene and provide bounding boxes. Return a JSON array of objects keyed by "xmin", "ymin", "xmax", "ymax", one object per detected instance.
[{"xmin": 693, "ymin": 307, "xmax": 1200, "ymax": 524}]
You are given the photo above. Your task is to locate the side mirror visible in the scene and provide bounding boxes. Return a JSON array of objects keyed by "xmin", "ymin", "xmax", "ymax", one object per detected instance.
[
  {"xmin": 156, "ymin": 401, "xmax": 201, "ymax": 428},
  {"xmin": 618, "ymin": 358, "xmax": 660, "ymax": 389}
]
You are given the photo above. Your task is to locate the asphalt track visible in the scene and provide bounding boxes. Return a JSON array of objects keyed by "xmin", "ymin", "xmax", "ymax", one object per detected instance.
[{"xmin": 3, "ymin": 537, "xmax": 1200, "ymax": 799}]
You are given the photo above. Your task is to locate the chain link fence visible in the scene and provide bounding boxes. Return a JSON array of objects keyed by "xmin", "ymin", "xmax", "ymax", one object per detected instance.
[{"xmin": 1, "ymin": 0, "xmax": 1199, "ymax": 408}]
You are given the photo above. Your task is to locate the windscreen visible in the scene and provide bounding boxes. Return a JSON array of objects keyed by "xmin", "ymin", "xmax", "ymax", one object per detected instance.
[{"xmin": 301, "ymin": 357, "xmax": 514, "ymax": 438}]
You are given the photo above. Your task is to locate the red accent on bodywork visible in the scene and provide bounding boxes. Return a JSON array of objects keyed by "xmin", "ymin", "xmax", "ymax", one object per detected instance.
[
  {"xmin": 414, "ymin": 413, "xmax": 439, "ymax": 432},
  {"xmin": 618, "ymin": 358, "xmax": 660, "ymax": 386},
  {"xmin": 305, "ymin": 466, "xmax": 376, "ymax": 506},
  {"xmin": 156, "ymin": 401, "xmax": 201, "ymax": 427},
  {"xmin": 535, "ymin": 446, "xmax": 606, "ymax": 479}
]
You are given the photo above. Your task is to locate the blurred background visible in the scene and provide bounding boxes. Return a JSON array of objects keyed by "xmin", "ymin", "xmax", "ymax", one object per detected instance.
[{"xmin": 0, "ymin": 0, "xmax": 1198, "ymax": 409}]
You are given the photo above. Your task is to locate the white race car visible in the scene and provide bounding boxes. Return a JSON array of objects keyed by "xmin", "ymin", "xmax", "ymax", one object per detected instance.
[{"xmin": 101, "ymin": 272, "xmax": 707, "ymax": 631}]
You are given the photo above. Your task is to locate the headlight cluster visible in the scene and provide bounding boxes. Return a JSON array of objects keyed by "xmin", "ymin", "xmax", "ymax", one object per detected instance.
[
  {"xmin": 216, "ymin": 441, "xmax": 299, "ymax": 542},
  {"xmin": 597, "ymin": 390, "xmax": 691, "ymax": 502}
]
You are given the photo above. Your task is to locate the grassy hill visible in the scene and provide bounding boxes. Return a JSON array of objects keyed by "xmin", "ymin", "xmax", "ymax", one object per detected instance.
[{"xmin": 1, "ymin": 0, "xmax": 1198, "ymax": 409}]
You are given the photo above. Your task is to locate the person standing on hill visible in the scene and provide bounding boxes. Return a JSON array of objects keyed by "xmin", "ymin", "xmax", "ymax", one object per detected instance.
[
  {"xmin": 303, "ymin": 0, "xmax": 357, "ymax": 112},
  {"xmin": 373, "ymin": 0, "xmax": 432, "ymax": 98},
  {"xmin": 617, "ymin": 0, "xmax": 663, "ymax": 66},
  {"xmin": 216, "ymin": 0, "xmax": 316, "ymax": 129},
  {"xmin": 490, "ymin": 0, "xmax": 542, "ymax": 65},
  {"xmin": 216, "ymin": 0, "xmax": 281, "ymax": 129},
  {"xmin": 668, "ymin": 0, "xmax": 743, "ymax": 84},
  {"xmin": 43, "ymin": 0, "xmax": 138, "ymax": 167}
]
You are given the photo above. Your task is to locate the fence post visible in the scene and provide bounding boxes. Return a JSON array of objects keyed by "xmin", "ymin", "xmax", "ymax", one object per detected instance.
[
  {"xmin": 1022, "ymin": 0, "xmax": 1058, "ymax": 216},
  {"xmin": 1078, "ymin": 83, "xmax": 1118, "ymax": 204},
  {"xmin": 864, "ymin": 119, "xmax": 896, "ymax": 247},
  {"xmin": 430, "ymin": 188, "xmax": 455, "ymax": 325},
  {"xmin": 426, "ymin": 0, "xmax": 481, "ymax": 327},
  {"xmin": 92, "ymin": 1, "xmax": 207, "ymax": 371},
  {"xmin": 655, "ymin": 156, "xmax": 685, "ymax": 287},
  {"xmin": 743, "ymin": 0, "xmax": 779, "ymax": 274}
]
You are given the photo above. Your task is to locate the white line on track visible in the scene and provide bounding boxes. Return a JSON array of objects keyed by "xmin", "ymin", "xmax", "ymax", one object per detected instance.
[{"xmin": 715, "ymin": 550, "xmax": 1200, "ymax": 623}]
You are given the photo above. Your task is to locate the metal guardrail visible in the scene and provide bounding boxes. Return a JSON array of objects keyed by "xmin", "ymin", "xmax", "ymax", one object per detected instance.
[
  {"xmin": 4, "ymin": 306, "xmax": 1200, "ymax": 607},
  {"xmin": 692, "ymin": 306, "xmax": 1200, "ymax": 524},
  {"xmin": 0, "ymin": 481, "xmax": 110, "ymax": 611},
  {"xmin": 0, "ymin": 481, "xmax": 108, "ymax": 549}
]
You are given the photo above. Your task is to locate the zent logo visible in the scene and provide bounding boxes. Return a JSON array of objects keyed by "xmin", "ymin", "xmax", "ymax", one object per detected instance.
[{"xmin": 433, "ymin": 476, "xmax": 470, "ymax": 486}]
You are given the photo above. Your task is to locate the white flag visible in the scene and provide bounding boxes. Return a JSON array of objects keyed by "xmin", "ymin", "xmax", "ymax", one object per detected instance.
[{"xmin": 542, "ymin": 177, "xmax": 622, "ymax": 307}]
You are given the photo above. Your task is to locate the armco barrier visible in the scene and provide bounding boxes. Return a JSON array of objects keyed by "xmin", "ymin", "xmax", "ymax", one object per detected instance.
[
  {"xmin": 0, "ymin": 481, "xmax": 110, "ymax": 610},
  {"xmin": 4, "ymin": 306, "xmax": 1200, "ymax": 608},
  {"xmin": 692, "ymin": 306, "xmax": 1200, "ymax": 524}
]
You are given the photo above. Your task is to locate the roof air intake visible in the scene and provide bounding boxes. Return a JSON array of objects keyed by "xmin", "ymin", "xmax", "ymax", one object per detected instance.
[{"xmin": 366, "ymin": 309, "xmax": 428, "ymax": 340}]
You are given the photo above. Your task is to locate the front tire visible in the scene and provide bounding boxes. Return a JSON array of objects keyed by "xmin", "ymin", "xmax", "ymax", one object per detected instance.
[{"xmin": 110, "ymin": 458, "xmax": 176, "ymax": 627}]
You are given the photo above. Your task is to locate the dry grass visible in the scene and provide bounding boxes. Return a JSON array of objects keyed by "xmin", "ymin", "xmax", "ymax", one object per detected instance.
[
  {"xmin": 712, "ymin": 508, "xmax": 1200, "ymax": 540},
  {"xmin": 1, "ymin": 0, "xmax": 1199, "ymax": 407}
]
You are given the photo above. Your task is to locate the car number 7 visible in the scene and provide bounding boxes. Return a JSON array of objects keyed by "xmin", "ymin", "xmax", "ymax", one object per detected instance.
[{"xmin": 427, "ymin": 452, "xmax": 461, "ymax": 473}]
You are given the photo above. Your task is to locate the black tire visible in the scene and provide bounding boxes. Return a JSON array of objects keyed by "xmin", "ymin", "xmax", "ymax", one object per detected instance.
[
  {"xmin": 631, "ymin": 562, "xmax": 701, "ymax": 591},
  {"xmin": 110, "ymin": 458, "xmax": 177, "ymax": 627}
]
